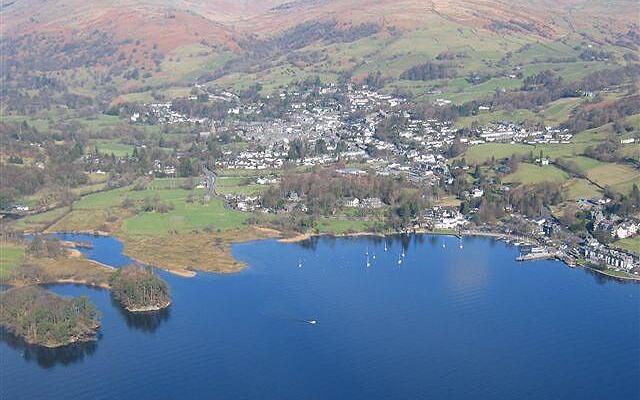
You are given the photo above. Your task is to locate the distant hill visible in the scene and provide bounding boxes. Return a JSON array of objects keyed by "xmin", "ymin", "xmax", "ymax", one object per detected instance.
[{"xmin": 1, "ymin": 0, "xmax": 638, "ymax": 98}]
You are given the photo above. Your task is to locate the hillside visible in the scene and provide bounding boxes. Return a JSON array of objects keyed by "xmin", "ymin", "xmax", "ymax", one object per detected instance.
[{"xmin": 1, "ymin": 0, "xmax": 637, "ymax": 99}]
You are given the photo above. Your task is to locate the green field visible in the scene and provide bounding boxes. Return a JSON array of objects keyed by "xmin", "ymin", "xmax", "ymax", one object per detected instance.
[
  {"xmin": 563, "ymin": 156, "xmax": 606, "ymax": 174},
  {"xmin": 503, "ymin": 163, "xmax": 569, "ymax": 185},
  {"xmin": 90, "ymin": 139, "xmax": 135, "ymax": 157},
  {"xmin": 0, "ymin": 243, "xmax": 25, "ymax": 278},
  {"xmin": 586, "ymin": 163, "xmax": 640, "ymax": 193},
  {"xmin": 122, "ymin": 195, "xmax": 248, "ymax": 235},
  {"xmin": 55, "ymin": 179, "xmax": 251, "ymax": 235},
  {"xmin": 541, "ymin": 98, "xmax": 582, "ymax": 125},
  {"xmin": 460, "ymin": 142, "xmax": 581, "ymax": 164},
  {"xmin": 15, "ymin": 172, "xmax": 274, "ymax": 236},
  {"xmin": 613, "ymin": 237, "xmax": 640, "ymax": 256},
  {"xmin": 563, "ymin": 178, "xmax": 602, "ymax": 201},
  {"xmin": 316, "ymin": 218, "xmax": 376, "ymax": 235},
  {"xmin": 13, "ymin": 207, "xmax": 71, "ymax": 232},
  {"xmin": 461, "ymin": 143, "xmax": 532, "ymax": 164},
  {"xmin": 217, "ymin": 176, "xmax": 267, "ymax": 196}
]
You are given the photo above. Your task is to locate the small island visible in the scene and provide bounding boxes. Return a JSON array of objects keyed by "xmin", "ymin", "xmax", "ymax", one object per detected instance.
[
  {"xmin": 0, "ymin": 286, "xmax": 100, "ymax": 348},
  {"xmin": 110, "ymin": 265, "xmax": 171, "ymax": 312}
]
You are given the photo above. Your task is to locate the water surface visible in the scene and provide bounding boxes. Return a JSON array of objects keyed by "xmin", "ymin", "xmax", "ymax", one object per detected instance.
[
  {"xmin": 1, "ymin": 234, "xmax": 638, "ymax": 399},
  {"xmin": 53, "ymin": 232, "xmax": 132, "ymax": 267}
]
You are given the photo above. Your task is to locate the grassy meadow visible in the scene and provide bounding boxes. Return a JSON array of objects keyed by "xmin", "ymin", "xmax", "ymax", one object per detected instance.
[
  {"xmin": 503, "ymin": 163, "xmax": 569, "ymax": 185},
  {"xmin": 613, "ymin": 237, "xmax": 640, "ymax": 256},
  {"xmin": 0, "ymin": 243, "xmax": 25, "ymax": 279}
]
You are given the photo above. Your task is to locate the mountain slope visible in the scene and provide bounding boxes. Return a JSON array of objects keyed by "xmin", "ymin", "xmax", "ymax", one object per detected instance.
[{"xmin": 1, "ymin": 0, "xmax": 637, "ymax": 99}]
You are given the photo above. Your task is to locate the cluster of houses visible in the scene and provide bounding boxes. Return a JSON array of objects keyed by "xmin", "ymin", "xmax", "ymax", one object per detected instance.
[
  {"xmin": 224, "ymin": 194, "xmax": 262, "ymax": 212},
  {"xmin": 151, "ymin": 159, "xmax": 176, "ymax": 177},
  {"xmin": 131, "ymin": 102, "xmax": 207, "ymax": 125},
  {"xmin": 346, "ymin": 85, "xmax": 404, "ymax": 110},
  {"xmin": 202, "ymin": 86, "xmax": 460, "ymax": 188},
  {"xmin": 129, "ymin": 84, "xmax": 579, "ymax": 197},
  {"xmin": 582, "ymin": 239, "xmax": 638, "ymax": 272},
  {"xmin": 590, "ymin": 207, "xmax": 639, "ymax": 240},
  {"xmin": 343, "ymin": 197, "xmax": 384, "ymax": 209},
  {"xmin": 420, "ymin": 207, "xmax": 469, "ymax": 230},
  {"xmin": 473, "ymin": 124, "xmax": 573, "ymax": 145}
]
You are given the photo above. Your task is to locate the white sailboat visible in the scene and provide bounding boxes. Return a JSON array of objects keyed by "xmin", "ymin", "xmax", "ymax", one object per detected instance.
[
  {"xmin": 298, "ymin": 259, "xmax": 303, "ymax": 268},
  {"xmin": 397, "ymin": 252, "xmax": 403, "ymax": 265}
]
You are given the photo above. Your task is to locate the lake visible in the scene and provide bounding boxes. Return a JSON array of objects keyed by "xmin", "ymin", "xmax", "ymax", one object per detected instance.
[
  {"xmin": 1, "ymin": 234, "xmax": 638, "ymax": 399},
  {"xmin": 53, "ymin": 232, "xmax": 133, "ymax": 267}
]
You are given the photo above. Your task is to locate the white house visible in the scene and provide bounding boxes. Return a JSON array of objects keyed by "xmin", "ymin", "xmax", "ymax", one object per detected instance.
[
  {"xmin": 344, "ymin": 197, "xmax": 361, "ymax": 208},
  {"xmin": 615, "ymin": 222, "xmax": 638, "ymax": 239},
  {"xmin": 361, "ymin": 197, "xmax": 383, "ymax": 209},
  {"xmin": 434, "ymin": 213, "xmax": 468, "ymax": 230}
]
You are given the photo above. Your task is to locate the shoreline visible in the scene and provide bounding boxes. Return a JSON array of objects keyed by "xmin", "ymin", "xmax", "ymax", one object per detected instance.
[
  {"xmin": 7, "ymin": 279, "xmax": 111, "ymax": 290},
  {"xmin": 588, "ymin": 267, "xmax": 640, "ymax": 281},
  {"xmin": 275, "ymin": 228, "xmax": 640, "ymax": 282},
  {"xmin": 52, "ymin": 278, "xmax": 111, "ymax": 290},
  {"xmin": 277, "ymin": 228, "xmax": 532, "ymax": 245},
  {"xmin": 278, "ymin": 231, "xmax": 385, "ymax": 243},
  {"xmin": 41, "ymin": 228, "xmax": 640, "ymax": 283},
  {"xmin": 125, "ymin": 253, "xmax": 197, "ymax": 278},
  {"xmin": 123, "ymin": 300, "xmax": 171, "ymax": 313},
  {"xmin": 67, "ymin": 250, "xmax": 118, "ymax": 271},
  {"xmin": 55, "ymin": 232, "xmax": 199, "ymax": 278},
  {"xmin": 4, "ymin": 328, "xmax": 100, "ymax": 349}
]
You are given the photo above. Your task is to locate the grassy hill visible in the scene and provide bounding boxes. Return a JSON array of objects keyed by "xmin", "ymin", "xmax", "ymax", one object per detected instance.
[{"xmin": 2, "ymin": 0, "xmax": 637, "ymax": 102}]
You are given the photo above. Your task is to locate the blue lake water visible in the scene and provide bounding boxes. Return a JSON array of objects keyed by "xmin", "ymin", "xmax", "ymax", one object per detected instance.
[
  {"xmin": 1, "ymin": 234, "xmax": 639, "ymax": 399},
  {"xmin": 52, "ymin": 232, "xmax": 133, "ymax": 267}
]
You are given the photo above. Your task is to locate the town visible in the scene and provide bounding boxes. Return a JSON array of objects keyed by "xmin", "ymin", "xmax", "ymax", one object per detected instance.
[
  {"xmin": 81, "ymin": 81, "xmax": 638, "ymax": 278},
  {"xmin": 7, "ymin": 79, "xmax": 639, "ymax": 278}
]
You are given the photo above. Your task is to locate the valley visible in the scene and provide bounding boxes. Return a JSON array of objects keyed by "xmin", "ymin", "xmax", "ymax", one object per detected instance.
[{"xmin": 0, "ymin": 1, "xmax": 639, "ymax": 398}]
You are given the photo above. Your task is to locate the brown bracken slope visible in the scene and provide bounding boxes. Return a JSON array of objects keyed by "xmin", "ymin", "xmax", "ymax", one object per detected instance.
[{"xmin": 3, "ymin": 0, "xmax": 636, "ymax": 51}]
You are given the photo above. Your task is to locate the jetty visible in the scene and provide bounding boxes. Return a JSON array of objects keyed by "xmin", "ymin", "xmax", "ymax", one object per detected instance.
[{"xmin": 516, "ymin": 246, "xmax": 559, "ymax": 262}]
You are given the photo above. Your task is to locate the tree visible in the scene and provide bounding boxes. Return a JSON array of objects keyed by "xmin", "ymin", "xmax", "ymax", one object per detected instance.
[
  {"xmin": 287, "ymin": 138, "xmax": 308, "ymax": 160},
  {"xmin": 631, "ymin": 184, "xmax": 640, "ymax": 207},
  {"xmin": 314, "ymin": 139, "xmax": 328, "ymax": 155},
  {"xmin": 179, "ymin": 158, "xmax": 195, "ymax": 177}
]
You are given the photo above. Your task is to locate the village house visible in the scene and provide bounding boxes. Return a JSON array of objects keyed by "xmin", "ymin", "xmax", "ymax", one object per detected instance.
[
  {"xmin": 344, "ymin": 197, "xmax": 361, "ymax": 208},
  {"xmin": 361, "ymin": 197, "xmax": 384, "ymax": 209},
  {"xmin": 434, "ymin": 213, "xmax": 468, "ymax": 230},
  {"xmin": 536, "ymin": 158, "xmax": 550, "ymax": 166},
  {"xmin": 614, "ymin": 221, "xmax": 638, "ymax": 239},
  {"xmin": 12, "ymin": 204, "xmax": 30, "ymax": 213}
]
